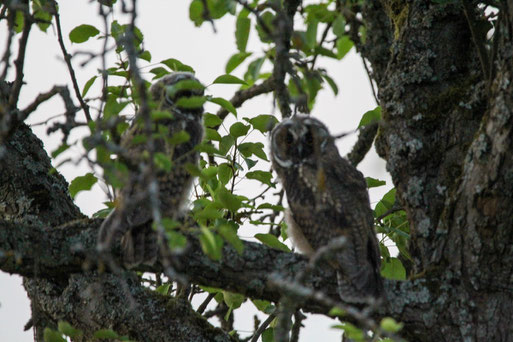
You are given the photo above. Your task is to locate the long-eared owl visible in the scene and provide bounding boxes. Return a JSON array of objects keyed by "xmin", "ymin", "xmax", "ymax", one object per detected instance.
[
  {"xmin": 98, "ymin": 72, "xmax": 204, "ymax": 267},
  {"xmin": 270, "ymin": 115, "xmax": 383, "ymax": 302}
]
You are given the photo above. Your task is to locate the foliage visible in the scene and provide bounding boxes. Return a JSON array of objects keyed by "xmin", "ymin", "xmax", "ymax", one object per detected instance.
[{"xmin": 1, "ymin": 0, "xmax": 418, "ymax": 340}]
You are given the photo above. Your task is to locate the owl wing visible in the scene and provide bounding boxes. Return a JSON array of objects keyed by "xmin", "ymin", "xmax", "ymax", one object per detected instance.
[
  {"xmin": 323, "ymin": 152, "xmax": 383, "ymax": 300},
  {"xmin": 294, "ymin": 151, "xmax": 382, "ymax": 300},
  {"xmin": 98, "ymin": 118, "xmax": 199, "ymax": 267}
]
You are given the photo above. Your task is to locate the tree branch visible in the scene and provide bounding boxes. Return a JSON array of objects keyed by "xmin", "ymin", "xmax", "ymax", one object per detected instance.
[
  {"xmin": 346, "ymin": 122, "xmax": 378, "ymax": 167},
  {"xmin": 23, "ymin": 273, "xmax": 235, "ymax": 342},
  {"xmin": 215, "ymin": 76, "xmax": 275, "ymax": 126},
  {"xmin": 51, "ymin": 1, "xmax": 92, "ymax": 123}
]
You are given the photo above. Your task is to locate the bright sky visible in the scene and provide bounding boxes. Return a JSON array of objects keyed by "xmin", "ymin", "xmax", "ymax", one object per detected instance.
[{"xmin": 0, "ymin": 1, "xmax": 391, "ymax": 341}]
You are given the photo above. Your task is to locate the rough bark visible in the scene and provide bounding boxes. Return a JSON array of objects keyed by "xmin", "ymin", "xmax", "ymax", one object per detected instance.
[
  {"xmin": 360, "ymin": 1, "xmax": 513, "ymax": 340},
  {"xmin": 0, "ymin": 124, "xmax": 234, "ymax": 342},
  {"xmin": 1, "ymin": 1, "xmax": 513, "ymax": 341}
]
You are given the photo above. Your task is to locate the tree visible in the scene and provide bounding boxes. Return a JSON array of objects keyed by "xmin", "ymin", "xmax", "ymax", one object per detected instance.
[{"xmin": 1, "ymin": 0, "xmax": 511, "ymax": 341}]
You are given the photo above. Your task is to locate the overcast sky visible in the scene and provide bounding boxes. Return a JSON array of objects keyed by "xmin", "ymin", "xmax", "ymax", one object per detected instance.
[{"xmin": 0, "ymin": 1, "xmax": 391, "ymax": 341}]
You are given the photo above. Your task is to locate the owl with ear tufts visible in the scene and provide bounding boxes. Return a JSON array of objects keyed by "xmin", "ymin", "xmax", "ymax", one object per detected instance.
[
  {"xmin": 270, "ymin": 115, "xmax": 383, "ymax": 303},
  {"xmin": 98, "ymin": 72, "xmax": 205, "ymax": 268}
]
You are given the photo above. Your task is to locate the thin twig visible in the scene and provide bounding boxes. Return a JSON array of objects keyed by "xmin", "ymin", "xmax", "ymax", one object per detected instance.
[
  {"xmin": 461, "ymin": 1, "xmax": 490, "ymax": 84},
  {"xmin": 0, "ymin": 8, "xmax": 15, "ymax": 81},
  {"xmin": 214, "ymin": 76, "xmax": 275, "ymax": 127},
  {"xmin": 8, "ymin": 9, "xmax": 32, "ymax": 109},
  {"xmin": 197, "ymin": 293, "xmax": 216, "ymax": 314},
  {"xmin": 311, "ymin": 23, "xmax": 332, "ymax": 70},
  {"xmin": 51, "ymin": 0, "xmax": 92, "ymax": 123},
  {"xmin": 250, "ymin": 311, "xmax": 276, "ymax": 342},
  {"xmin": 270, "ymin": 276, "xmax": 403, "ymax": 341},
  {"xmin": 362, "ymin": 56, "xmax": 379, "ymax": 105},
  {"xmin": 290, "ymin": 310, "xmax": 306, "ymax": 342}
]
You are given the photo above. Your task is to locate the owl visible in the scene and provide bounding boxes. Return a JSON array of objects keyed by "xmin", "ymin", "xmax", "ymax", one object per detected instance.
[
  {"xmin": 98, "ymin": 72, "xmax": 204, "ymax": 267},
  {"xmin": 270, "ymin": 115, "xmax": 383, "ymax": 303}
]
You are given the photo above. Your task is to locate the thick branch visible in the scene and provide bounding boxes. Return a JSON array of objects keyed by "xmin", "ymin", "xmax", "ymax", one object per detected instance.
[
  {"xmin": 0, "ymin": 217, "xmax": 428, "ymax": 322},
  {"xmin": 346, "ymin": 122, "xmax": 379, "ymax": 167},
  {"xmin": 215, "ymin": 76, "xmax": 275, "ymax": 125},
  {"xmin": 23, "ymin": 273, "xmax": 235, "ymax": 342}
]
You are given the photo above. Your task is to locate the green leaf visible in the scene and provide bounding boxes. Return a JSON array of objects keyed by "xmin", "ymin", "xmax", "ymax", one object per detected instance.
[
  {"xmin": 195, "ymin": 207, "xmax": 224, "ymax": 221},
  {"xmin": 209, "ymin": 97, "xmax": 237, "ymax": 116},
  {"xmin": 236, "ymin": 16, "xmax": 251, "ymax": 52},
  {"xmin": 200, "ymin": 227, "xmax": 223, "ymax": 261},
  {"xmin": 225, "ymin": 52, "xmax": 252, "ymax": 74},
  {"xmin": 255, "ymin": 233, "xmax": 290, "ymax": 252},
  {"xmin": 93, "ymin": 207, "xmax": 112, "ymax": 219},
  {"xmin": 366, "ymin": 177, "xmax": 386, "ymax": 188},
  {"xmin": 33, "ymin": 2, "xmax": 52, "ymax": 32},
  {"xmin": 204, "ymin": 113, "xmax": 223, "ymax": 127},
  {"xmin": 138, "ymin": 50, "xmax": 152, "ymax": 62},
  {"xmin": 218, "ymin": 223, "xmax": 243, "ymax": 254},
  {"xmin": 151, "ymin": 110, "xmax": 174, "ymax": 121},
  {"xmin": 336, "ymin": 35, "xmax": 353, "ymax": 59},
  {"xmin": 246, "ymin": 170, "xmax": 273, "ymax": 187},
  {"xmin": 94, "ymin": 329, "xmax": 119, "ymax": 339},
  {"xmin": 229, "ymin": 122, "xmax": 250, "ymax": 138},
  {"xmin": 156, "ymin": 283, "xmax": 171, "ymax": 295},
  {"xmin": 223, "ymin": 291, "xmax": 245, "ymax": 309},
  {"xmin": 374, "ymin": 188, "xmax": 396, "ymax": 218},
  {"xmin": 321, "ymin": 74, "xmax": 338, "ymax": 96},
  {"xmin": 58, "ymin": 321, "xmax": 83, "ymax": 338},
  {"xmin": 248, "ymin": 114, "xmax": 278, "ymax": 133},
  {"xmin": 161, "ymin": 58, "xmax": 195, "ymax": 73},
  {"xmin": 69, "ymin": 24, "xmax": 100, "ymax": 43},
  {"xmin": 82, "ymin": 75, "xmax": 97, "ymax": 97},
  {"xmin": 69, "ymin": 173, "xmax": 98, "ymax": 198},
  {"xmin": 167, "ymin": 231, "xmax": 188, "ymax": 250},
  {"xmin": 243, "ymin": 157, "xmax": 257, "ymax": 169},
  {"xmin": 328, "ymin": 307, "xmax": 345, "ymax": 317},
  {"xmin": 358, "ymin": 106, "xmax": 381, "ymax": 128},
  {"xmin": 252, "ymin": 299, "xmax": 272, "ymax": 313},
  {"xmin": 262, "ymin": 328, "xmax": 275, "ymax": 342},
  {"xmin": 332, "ymin": 15, "xmax": 345, "ymax": 37},
  {"xmin": 161, "ymin": 217, "xmax": 180, "ymax": 231},
  {"xmin": 169, "ymin": 130, "xmax": 190, "ymax": 145},
  {"xmin": 331, "ymin": 323, "xmax": 364, "ymax": 341},
  {"xmin": 154, "ymin": 152, "xmax": 172, "ymax": 172},
  {"xmin": 255, "ymin": 11, "xmax": 274, "ymax": 43},
  {"xmin": 380, "ymin": 317, "xmax": 404, "ymax": 333},
  {"xmin": 213, "ymin": 74, "xmax": 247, "ymax": 85},
  {"xmin": 14, "ymin": 11, "xmax": 24, "ymax": 33},
  {"xmin": 219, "ymin": 135, "xmax": 235, "ymax": 155},
  {"xmin": 257, "ymin": 203, "xmax": 284, "ymax": 211},
  {"xmin": 238, "ymin": 142, "xmax": 268, "ymax": 160},
  {"xmin": 43, "ymin": 328, "xmax": 66, "ymax": 342},
  {"xmin": 305, "ymin": 19, "xmax": 318, "ymax": 50},
  {"xmin": 217, "ymin": 163, "xmax": 233, "ymax": 185},
  {"xmin": 314, "ymin": 46, "xmax": 338, "ymax": 59},
  {"xmin": 244, "ymin": 57, "xmax": 265, "ymax": 83},
  {"xmin": 216, "ymin": 187, "xmax": 242, "ymax": 212},
  {"xmin": 149, "ymin": 67, "xmax": 169, "ymax": 79},
  {"xmin": 206, "ymin": 128, "xmax": 222, "ymax": 142},
  {"xmin": 189, "ymin": 0, "xmax": 204, "ymax": 26},
  {"xmin": 51, "ymin": 143, "xmax": 70, "ymax": 158},
  {"xmin": 103, "ymin": 95, "xmax": 129, "ymax": 119},
  {"xmin": 175, "ymin": 96, "xmax": 206, "ymax": 108},
  {"xmin": 381, "ymin": 257, "xmax": 406, "ymax": 280}
]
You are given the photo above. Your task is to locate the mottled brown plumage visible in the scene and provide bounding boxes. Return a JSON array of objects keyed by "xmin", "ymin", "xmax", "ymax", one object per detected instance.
[
  {"xmin": 98, "ymin": 72, "xmax": 204, "ymax": 267},
  {"xmin": 270, "ymin": 115, "xmax": 383, "ymax": 303}
]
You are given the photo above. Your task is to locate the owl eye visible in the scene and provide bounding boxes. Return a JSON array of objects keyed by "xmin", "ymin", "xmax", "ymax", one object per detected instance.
[
  {"xmin": 304, "ymin": 130, "xmax": 314, "ymax": 146},
  {"xmin": 285, "ymin": 131, "xmax": 295, "ymax": 145}
]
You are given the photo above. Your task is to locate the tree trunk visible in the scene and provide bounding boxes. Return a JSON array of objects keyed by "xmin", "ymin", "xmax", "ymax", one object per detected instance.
[
  {"xmin": 1, "ymin": 1, "xmax": 513, "ymax": 341},
  {"xmin": 362, "ymin": 1, "xmax": 513, "ymax": 340}
]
